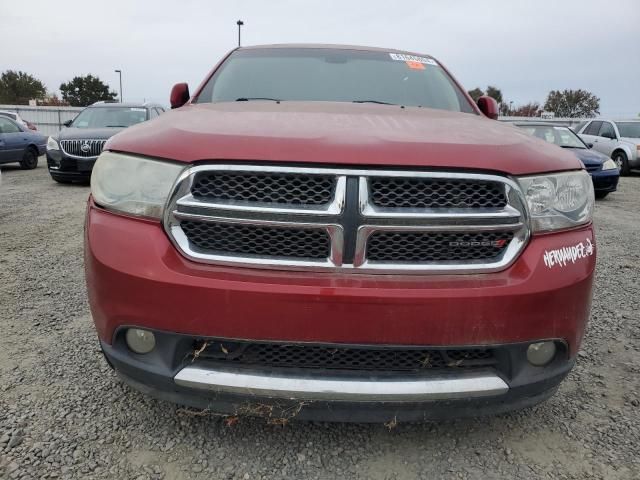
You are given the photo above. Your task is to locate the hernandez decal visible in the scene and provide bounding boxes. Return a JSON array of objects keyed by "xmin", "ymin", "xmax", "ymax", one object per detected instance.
[
  {"xmin": 543, "ymin": 238, "xmax": 594, "ymax": 268},
  {"xmin": 389, "ymin": 53, "xmax": 439, "ymax": 66}
]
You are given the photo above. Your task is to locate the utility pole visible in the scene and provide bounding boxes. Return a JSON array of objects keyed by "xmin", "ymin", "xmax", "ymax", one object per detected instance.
[
  {"xmin": 237, "ymin": 20, "xmax": 244, "ymax": 47},
  {"xmin": 114, "ymin": 69, "xmax": 123, "ymax": 102}
]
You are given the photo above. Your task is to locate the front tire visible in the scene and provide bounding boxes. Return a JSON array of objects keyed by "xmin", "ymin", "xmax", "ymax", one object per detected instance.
[
  {"xmin": 613, "ymin": 151, "xmax": 630, "ymax": 176},
  {"xmin": 19, "ymin": 147, "xmax": 38, "ymax": 170}
]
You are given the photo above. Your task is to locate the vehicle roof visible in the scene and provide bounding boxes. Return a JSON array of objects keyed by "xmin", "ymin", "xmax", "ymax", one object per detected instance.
[
  {"xmin": 0, "ymin": 110, "xmax": 18, "ymax": 116},
  {"xmin": 512, "ymin": 122, "xmax": 567, "ymax": 127},
  {"xmin": 89, "ymin": 101, "xmax": 163, "ymax": 108},
  {"xmin": 583, "ymin": 118, "xmax": 640, "ymax": 123},
  {"xmin": 238, "ymin": 43, "xmax": 436, "ymax": 60}
]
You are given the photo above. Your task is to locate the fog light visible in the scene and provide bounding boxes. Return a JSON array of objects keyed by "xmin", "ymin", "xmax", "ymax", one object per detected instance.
[
  {"xmin": 125, "ymin": 328, "xmax": 156, "ymax": 354},
  {"xmin": 526, "ymin": 341, "xmax": 556, "ymax": 366}
]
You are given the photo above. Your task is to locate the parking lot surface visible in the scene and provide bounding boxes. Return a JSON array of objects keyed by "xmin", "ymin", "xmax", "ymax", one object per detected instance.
[{"xmin": 1, "ymin": 161, "xmax": 639, "ymax": 480}]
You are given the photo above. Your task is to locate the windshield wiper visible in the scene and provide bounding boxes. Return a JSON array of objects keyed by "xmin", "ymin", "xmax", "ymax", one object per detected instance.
[
  {"xmin": 235, "ymin": 97, "xmax": 281, "ymax": 103},
  {"xmin": 352, "ymin": 100, "xmax": 398, "ymax": 105},
  {"xmin": 105, "ymin": 125, "xmax": 128, "ymax": 127}
]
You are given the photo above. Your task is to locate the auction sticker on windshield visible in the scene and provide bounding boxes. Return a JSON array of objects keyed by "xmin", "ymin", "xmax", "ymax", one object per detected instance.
[{"xmin": 389, "ymin": 53, "xmax": 438, "ymax": 66}]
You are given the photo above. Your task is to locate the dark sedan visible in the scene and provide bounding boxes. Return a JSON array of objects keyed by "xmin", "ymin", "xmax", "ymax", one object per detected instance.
[
  {"xmin": 514, "ymin": 122, "xmax": 619, "ymax": 199},
  {"xmin": 0, "ymin": 116, "xmax": 47, "ymax": 169},
  {"xmin": 46, "ymin": 102, "xmax": 165, "ymax": 184}
]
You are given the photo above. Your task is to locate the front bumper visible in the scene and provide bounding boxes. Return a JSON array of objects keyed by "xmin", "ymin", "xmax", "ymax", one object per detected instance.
[
  {"xmin": 101, "ymin": 330, "xmax": 573, "ymax": 422},
  {"xmin": 46, "ymin": 150, "xmax": 95, "ymax": 181},
  {"xmin": 86, "ymin": 201, "xmax": 595, "ymax": 420},
  {"xmin": 590, "ymin": 168, "xmax": 619, "ymax": 193}
]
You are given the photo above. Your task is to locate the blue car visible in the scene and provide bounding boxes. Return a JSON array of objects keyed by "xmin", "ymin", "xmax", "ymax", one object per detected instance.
[
  {"xmin": 514, "ymin": 122, "xmax": 619, "ymax": 199},
  {"xmin": 0, "ymin": 115, "xmax": 47, "ymax": 170}
]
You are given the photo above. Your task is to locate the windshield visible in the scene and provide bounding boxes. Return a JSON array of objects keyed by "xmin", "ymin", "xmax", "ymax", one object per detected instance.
[
  {"xmin": 518, "ymin": 125, "xmax": 586, "ymax": 149},
  {"xmin": 0, "ymin": 112, "xmax": 17, "ymax": 120},
  {"xmin": 71, "ymin": 107, "xmax": 148, "ymax": 128},
  {"xmin": 615, "ymin": 122, "xmax": 640, "ymax": 138},
  {"xmin": 196, "ymin": 48, "xmax": 475, "ymax": 113}
]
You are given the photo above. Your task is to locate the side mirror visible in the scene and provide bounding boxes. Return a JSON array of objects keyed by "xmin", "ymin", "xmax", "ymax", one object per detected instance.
[
  {"xmin": 587, "ymin": 143, "xmax": 593, "ymax": 149},
  {"xmin": 477, "ymin": 96, "xmax": 499, "ymax": 120},
  {"xmin": 170, "ymin": 83, "xmax": 190, "ymax": 109},
  {"xmin": 62, "ymin": 119, "xmax": 72, "ymax": 128}
]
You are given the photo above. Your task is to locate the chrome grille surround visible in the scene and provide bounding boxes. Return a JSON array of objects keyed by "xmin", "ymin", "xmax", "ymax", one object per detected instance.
[
  {"xmin": 60, "ymin": 139, "xmax": 107, "ymax": 159},
  {"xmin": 164, "ymin": 165, "xmax": 530, "ymax": 274}
]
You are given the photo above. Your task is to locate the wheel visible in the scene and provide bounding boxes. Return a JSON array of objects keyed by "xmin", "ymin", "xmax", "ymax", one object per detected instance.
[
  {"xmin": 19, "ymin": 147, "xmax": 38, "ymax": 170},
  {"xmin": 612, "ymin": 151, "xmax": 630, "ymax": 176},
  {"xmin": 595, "ymin": 191, "xmax": 609, "ymax": 199}
]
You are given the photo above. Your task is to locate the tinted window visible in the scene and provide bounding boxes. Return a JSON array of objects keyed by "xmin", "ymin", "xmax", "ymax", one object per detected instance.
[
  {"xmin": 0, "ymin": 117, "xmax": 21, "ymax": 133},
  {"xmin": 598, "ymin": 122, "xmax": 616, "ymax": 138},
  {"xmin": 196, "ymin": 48, "xmax": 475, "ymax": 113},
  {"xmin": 584, "ymin": 121, "xmax": 602, "ymax": 135}
]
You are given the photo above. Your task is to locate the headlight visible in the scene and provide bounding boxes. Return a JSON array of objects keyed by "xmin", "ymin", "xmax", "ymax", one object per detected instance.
[
  {"xmin": 602, "ymin": 159, "xmax": 618, "ymax": 171},
  {"xmin": 518, "ymin": 170, "xmax": 594, "ymax": 233},
  {"xmin": 46, "ymin": 136, "xmax": 59, "ymax": 151},
  {"xmin": 91, "ymin": 151, "xmax": 184, "ymax": 219}
]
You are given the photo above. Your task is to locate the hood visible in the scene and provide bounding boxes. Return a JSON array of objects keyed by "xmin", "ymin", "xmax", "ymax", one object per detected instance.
[
  {"xmin": 58, "ymin": 127, "xmax": 125, "ymax": 141},
  {"xmin": 569, "ymin": 147, "xmax": 608, "ymax": 167},
  {"xmin": 106, "ymin": 102, "xmax": 582, "ymax": 175},
  {"xmin": 621, "ymin": 136, "xmax": 640, "ymax": 146}
]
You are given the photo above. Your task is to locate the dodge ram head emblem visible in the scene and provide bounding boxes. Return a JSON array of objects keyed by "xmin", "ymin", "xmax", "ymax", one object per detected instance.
[{"xmin": 80, "ymin": 142, "xmax": 91, "ymax": 153}]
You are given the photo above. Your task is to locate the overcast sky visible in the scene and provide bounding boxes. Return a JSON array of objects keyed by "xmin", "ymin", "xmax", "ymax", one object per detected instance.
[{"xmin": 1, "ymin": 0, "xmax": 638, "ymax": 116}]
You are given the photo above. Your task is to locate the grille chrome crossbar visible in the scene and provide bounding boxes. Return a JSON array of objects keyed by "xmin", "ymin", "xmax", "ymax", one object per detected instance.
[
  {"xmin": 60, "ymin": 139, "xmax": 106, "ymax": 159},
  {"xmin": 164, "ymin": 165, "xmax": 530, "ymax": 274}
]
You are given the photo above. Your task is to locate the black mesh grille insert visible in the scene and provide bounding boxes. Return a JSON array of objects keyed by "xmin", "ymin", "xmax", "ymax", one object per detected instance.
[
  {"xmin": 369, "ymin": 177, "xmax": 507, "ymax": 209},
  {"xmin": 191, "ymin": 171, "xmax": 336, "ymax": 205},
  {"xmin": 181, "ymin": 221, "xmax": 330, "ymax": 259},
  {"xmin": 367, "ymin": 231, "xmax": 513, "ymax": 262},
  {"xmin": 195, "ymin": 341, "xmax": 497, "ymax": 372}
]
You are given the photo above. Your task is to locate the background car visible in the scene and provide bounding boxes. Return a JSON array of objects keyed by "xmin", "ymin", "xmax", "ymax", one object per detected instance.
[
  {"xmin": 0, "ymin": 116, "xmax": 47, "ymax": 169},
  {"xmin": 576, "ymin": 119, "xmax": 640, "ymax": 175},
  {"xmin": 514, "ymin": 122, "xmax": 619, "ymax": 199},
  {"xmin": 46, "ymin": 101, "xmax": 165, "ymax": 183},
  {"xmin": 0, "ymin": 110, "xmax": 37, "ymax": 131}
]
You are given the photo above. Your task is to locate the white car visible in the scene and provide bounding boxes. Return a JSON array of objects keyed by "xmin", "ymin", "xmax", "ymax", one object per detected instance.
[{"xmin": 576, "ymin": 119, "xmax": 640, "ymax": 175}]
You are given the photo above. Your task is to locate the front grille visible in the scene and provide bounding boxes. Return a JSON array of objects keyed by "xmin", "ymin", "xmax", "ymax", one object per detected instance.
[
  {"xmin": 369, "ymin": 177, "xmax": 507, "ymax": 209},
  {"xmin": 181, "ymin": 220, "xmax": 330, "ymax": 260},
  {"xmin": 191, "ymin": 171, "xmax": 336, "ymax": 205},
  {"xmin": 194, "ymin": 340, "xmax": 497, "ymax": 373},
  {"xmin": 60, "ymin": 139, "xmax": 106, "ymax": 158},
  {"xmin": 165, "ymin": 165, "xmax": 528, "ymax": 273},
  {"xmin": 367, "ymin": 231, "xmax": 514, "ymax": 262}
]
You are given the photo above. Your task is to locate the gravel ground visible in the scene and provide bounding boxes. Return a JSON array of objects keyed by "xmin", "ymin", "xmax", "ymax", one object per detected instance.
[{"xmin": 1, "ymin": 160, "xmax": 639, "ymax": 480}]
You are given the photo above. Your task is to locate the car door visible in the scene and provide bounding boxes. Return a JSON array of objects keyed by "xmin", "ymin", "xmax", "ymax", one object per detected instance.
[
  {"xmin": 595, "ymin": 121, "xmax": 618, "ymax": 157},
  {"xmin": 579, "ymin": 121, "xmax": 603, "ymax": 153},
  {"xmin": 0, "ymin": 117, "xmax": 28, "ymax": 163}
]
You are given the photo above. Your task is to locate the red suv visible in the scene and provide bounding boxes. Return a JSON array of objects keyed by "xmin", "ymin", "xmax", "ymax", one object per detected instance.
[{"xmin": 85, "ymin": 45, "xmax": 595, "ymax": 422}]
